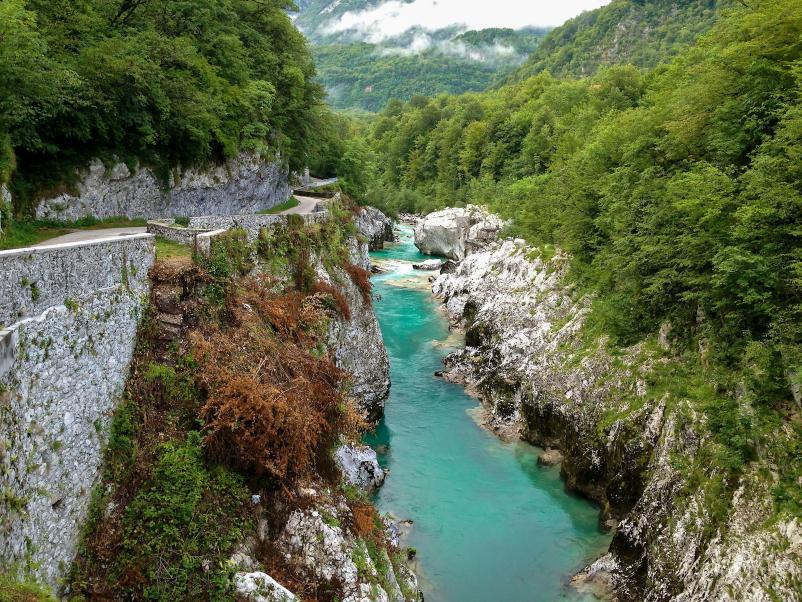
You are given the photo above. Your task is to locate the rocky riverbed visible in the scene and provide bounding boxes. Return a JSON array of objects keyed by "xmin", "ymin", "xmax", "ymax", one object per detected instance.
[{"xmin": 415, "ymin": 206, "xmax": 802, "ymax": 602}]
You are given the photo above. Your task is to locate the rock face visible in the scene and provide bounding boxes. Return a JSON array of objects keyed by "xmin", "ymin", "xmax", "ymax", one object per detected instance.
[
  {"xmin": 234, "ymin": 572, "xmax": 298, "ymax": 602},
  {"xmin": 325, "ymin": 259, "xmax": 390, "ymax": 422},
  {"xmin": 414, "ymin": 205, "xmax": 503, "ymax": 260},
  {"xmin": 356, "ymin": 206, "xmax": 395, "ymax": 251},
  {"xmin": 35, "ymin": 153, "xmax": 291, "ymax": 221},
  {"xmin": 0, "ymin": 183, "xmax": 9, "ymax": 232},
  {"xmin": 432, "ymin": 235, "xmax": 802, "ymax": 602},
  {"xmin": 278, "ymin": 503, "xmax": 418, "ymax": 602},
  {"xmin": 335, "ymin": 444, "xmax": 386, "ymax": 492},
  {"xmin": 320, "ymin": 210, "xmax": 392, "ymax": 422}
]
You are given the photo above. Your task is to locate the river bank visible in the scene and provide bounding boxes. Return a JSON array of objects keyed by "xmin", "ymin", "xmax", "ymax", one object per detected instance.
[
  {"xmin": 416, "ymin": 206, "xmax": 802, "ymax": 602},
  {"xmin": 367, "ymin": 225, "xmax": 611, "ymax": 601}
]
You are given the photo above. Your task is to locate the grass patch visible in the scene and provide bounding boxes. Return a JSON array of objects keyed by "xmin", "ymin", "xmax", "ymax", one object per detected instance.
[
  {"xmin": 257, "ymin": 196, "xmax": 301, "ymax": 214},
  {"xmin": 155, "ymin": 237, "xmax": 192, "ymax": 261},
  {"xmin": 0, "ymin": 575, "xmax": 55, "ymax": 601}
]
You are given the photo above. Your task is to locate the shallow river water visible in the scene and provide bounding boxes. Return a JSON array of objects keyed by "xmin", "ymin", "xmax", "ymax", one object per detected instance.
[{"xmin": 365, "ymin": 225, "xmax": 611, "ymax": 602}]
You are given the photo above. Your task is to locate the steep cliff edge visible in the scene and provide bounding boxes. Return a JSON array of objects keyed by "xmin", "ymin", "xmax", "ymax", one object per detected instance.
[
  {"xmin": 65, "ymin": 206, "xmax": 418, "ymax": 601},
  {"xmin": 423, "ymin": 220, "xmax": 802, "ymax": 601}
]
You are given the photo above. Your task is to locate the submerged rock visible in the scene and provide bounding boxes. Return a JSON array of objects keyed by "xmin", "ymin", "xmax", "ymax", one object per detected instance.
[
  {"xmin": 537, "ymin": 449, "xmax": 564, "ymax": 466},
  {"xmin": 335, "ymin": 444, "xmax": 386, "ymax": 492},
  {"xmin": 412, "ymin": 259, "xmax": 443, "ymax": 271},
  {"xmin": 414, "ymin": 205, "xmax": 503, "ymax": 260}
]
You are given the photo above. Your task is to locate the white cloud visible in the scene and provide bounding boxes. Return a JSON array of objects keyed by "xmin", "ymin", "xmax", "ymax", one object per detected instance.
[
  {"xmin": 379, "ymin": 33, "xmax": 521, "ymax": 63},
  {"xmin": 322, "ymin": 0, "xmax": 611, "ymax": 42}
]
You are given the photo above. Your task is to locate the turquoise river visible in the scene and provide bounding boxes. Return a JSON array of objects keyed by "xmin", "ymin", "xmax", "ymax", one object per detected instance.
[{"xmin": 365, "ymin": 226, "xmax": 611, "ymax": 602}]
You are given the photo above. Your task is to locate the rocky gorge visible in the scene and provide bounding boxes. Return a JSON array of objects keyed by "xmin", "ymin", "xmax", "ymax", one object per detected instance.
[{"xmin": 414, "ymin": 207, "xmax": 802, "ymax": 601}]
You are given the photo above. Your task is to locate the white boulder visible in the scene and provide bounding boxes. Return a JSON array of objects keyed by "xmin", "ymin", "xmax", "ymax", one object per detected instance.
[
  {"xmin": 414, "ymin": 205, "xmax": 503, "ymax": 260},
  {"xmin": 335, "ymin": 444, "xmax": 386, "ymax": 492},
  {"xmin": 234, "ymin": 572, "xmax": 298, "ymax": 602}
]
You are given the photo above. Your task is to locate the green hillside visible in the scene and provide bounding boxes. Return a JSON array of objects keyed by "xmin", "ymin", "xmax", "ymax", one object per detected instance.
[
  {"xmin": 513, "ymin": 0, "xmax": 731, "ymax": 80},
  {"xmin": 313, "ymin": 29, "xmax": 547, "ymax": 111},
  {"xmin": 293, "ymin": 1, "xmax": 547, "ymax": 111}
]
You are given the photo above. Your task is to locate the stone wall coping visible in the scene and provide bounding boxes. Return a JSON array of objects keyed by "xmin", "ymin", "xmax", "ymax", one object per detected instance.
[{"xmin": 0, "ymin": 232, "xmax": 154, "ymax": 259}]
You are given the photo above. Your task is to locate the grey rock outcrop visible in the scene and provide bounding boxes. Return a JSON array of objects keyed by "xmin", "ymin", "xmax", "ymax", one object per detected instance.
[
  {"xmin": 414, "ymin": 205, "xmax": 503, "ymax": 260},
  {"xmin": 234, "ymin": 572, "xmax": 298, "ymax": 602},
  {"xmin": 35, "ymin": 153, "xmax": 291, "ymax": 221},
  {"xmin": 335, "ymin": 444, "xmax": 386, "ymax": 492},
  {"xmin": 432, "ymin": 234, "xmax": 802, "ymax": 602},
  {"xmin": 356, "ymin": 206, "xmax": 395, "ymax": 251},
  {"xmin": 0, "ymin": 183, "xmax": 10, "ymax": 233},
  {"xmin": 324, "ymin": 226, "xmax": 390, "ymax": 422},
  {"xmin": 278, "ymin": 503, "xmax": 417, "ymax": 602}
]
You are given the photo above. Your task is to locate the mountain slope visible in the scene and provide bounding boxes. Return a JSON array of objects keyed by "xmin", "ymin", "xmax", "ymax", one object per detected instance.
[
  {"xmin": 292, "ymin": 1, "xmax": 547, "ymax": 111},
  {"xmin": 313, "ymin": 29, "xmax": 547, "ymax": 111},
  {"xmin": 513, "ymin": 0, "xmax": 732, "ymax": 80}
]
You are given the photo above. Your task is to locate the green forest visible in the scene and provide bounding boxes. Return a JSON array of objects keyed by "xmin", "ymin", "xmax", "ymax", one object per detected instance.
[
  {"xmin": 346, "ymin": 0, "xmax": 802, "ymax": 511},
  {"xmin": 513, "ymin": 0, "xmax": 731, "ymax": 80},
  {"xmin": 0, "ymin": 0, "xmax": 325, "ymax": 213},
  {"xmin": 312, "ymin": 29, "xmax": 548, "ymax": 112}
]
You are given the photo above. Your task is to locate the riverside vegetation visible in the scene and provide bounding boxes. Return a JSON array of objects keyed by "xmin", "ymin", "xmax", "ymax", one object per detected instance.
[
  {"xmin": 354, "ymin": 0, "xmax": 802, "ymax": 500},
  {"xmin": 329, "ymin": 0, "xmax": 802, "ymax": 594},
  {"xmin": 68, "ymin": 202, "xmax": 410, "ymax": 600}
]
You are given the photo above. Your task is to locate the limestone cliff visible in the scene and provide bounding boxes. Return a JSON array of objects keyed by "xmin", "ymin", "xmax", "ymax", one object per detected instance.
[
  {"xmin": 325, "ymin": 230, "xmax": 390, "ymax": 422},
  {"xmin": 426, "ymin": 225, "xmax": 802, "ymax": 601},
  {"xmin": 35, "ymin": 153, "xmax": 291, "ymax": 221},
  {"xmin": 356, "ymin": 206, "xmax": 395, "ymax": 251}
]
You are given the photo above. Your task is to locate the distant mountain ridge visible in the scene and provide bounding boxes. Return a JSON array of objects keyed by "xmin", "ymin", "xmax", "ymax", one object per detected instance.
[
  {"xmin": 512, "ymin": 0, "xmax": 732, "ymax": 80},
  {"xmin": 292, "ymin": 1, "xmax": 548, "ymax": 111}
]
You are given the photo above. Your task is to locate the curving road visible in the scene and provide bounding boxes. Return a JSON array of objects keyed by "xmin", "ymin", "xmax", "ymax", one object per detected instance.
[{"xmin": 33, "ymin": 196, "xmax": 325, "ymax": 247}]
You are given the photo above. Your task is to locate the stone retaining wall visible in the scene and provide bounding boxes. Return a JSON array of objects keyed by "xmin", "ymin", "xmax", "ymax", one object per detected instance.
[
  {"xmin": 146, "ymin": 219, "xmax": 208, "ymax": 246},
  {"xmin": 0, "ymin": 235, "xmax": 155, "ymax": 588},
  {"xmin": 34, "ymin": 153, "xmax": 291, "ymax": 221},
  {"xmin": 189, "ymin": 212, "xmax": 329, "ymax": 241},
  {"xmin": 0, "ymin": 234, "xmax": 154, "ymax": 328}
]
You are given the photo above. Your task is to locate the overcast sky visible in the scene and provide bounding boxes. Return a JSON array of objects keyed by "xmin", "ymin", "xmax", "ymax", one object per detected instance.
[{"xmin": 322, "ymin": 0, "xmax": 611, "ymax": 41}]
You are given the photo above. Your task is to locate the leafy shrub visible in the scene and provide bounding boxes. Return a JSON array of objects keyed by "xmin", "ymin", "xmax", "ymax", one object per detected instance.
[
  {"xmin": 344, "ymin": 264, "xmax": 373, "ymax": 306},
  {"xmin": 195, "ymin": 278, "xmax": 364, "ymax": 484},
  {"xmin": 116, "ymin": 433, "xmax": 250, "ymax": 599}
]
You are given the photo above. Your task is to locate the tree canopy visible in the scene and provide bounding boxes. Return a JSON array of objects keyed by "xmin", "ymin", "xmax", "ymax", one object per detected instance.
[
  {"xmin": 357, "ymin": 0, "xmax": 802, "ymax": 407},
  {"xmin": 0, "ymin": 0, "xmax": 325, "ymax": 212}
]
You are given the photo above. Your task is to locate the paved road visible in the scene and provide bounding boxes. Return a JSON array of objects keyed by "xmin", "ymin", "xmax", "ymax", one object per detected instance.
[
  {"xmin": 34, "ymin": 227, "xmax": 148, "ymax": 247},
  {"xmin": 32, "ymin": 195, "xmax": 325, "ymax": 247},
  {"xmin": 285, "ymin": 194, "xmax": 324, "ymax": 215}
]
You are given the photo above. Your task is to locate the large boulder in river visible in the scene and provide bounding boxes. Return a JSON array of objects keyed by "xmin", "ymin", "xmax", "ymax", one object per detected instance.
[
  {"xmin": 356, "ymin": 206, "xmax": 395, "ymax": 251},
  {"xmin": 414, "ymin": 205, "xmax": 503, "ymax": 260}
]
